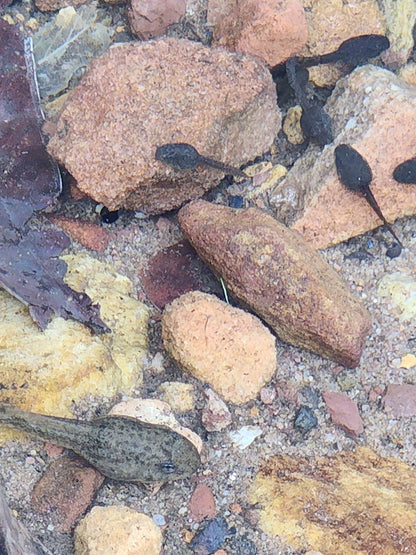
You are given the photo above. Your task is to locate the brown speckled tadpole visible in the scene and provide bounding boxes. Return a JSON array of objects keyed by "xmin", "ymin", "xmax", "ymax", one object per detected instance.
[
  {"xmin": 0, "ymin": 403, "xmax": 201, "ymax": 483},
  {"xmin": 155, "ymin": 143, "xmax": 247, "ymax": 178},
  {"xmin": 335, "ymin": 144, "xmax": 402, "ymax": 253}
]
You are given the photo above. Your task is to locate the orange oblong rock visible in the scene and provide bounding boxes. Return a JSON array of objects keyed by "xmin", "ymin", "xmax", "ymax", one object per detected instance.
[{"xmin": 178, "ymin": 200, "xmax": 371, "ymax": 367}]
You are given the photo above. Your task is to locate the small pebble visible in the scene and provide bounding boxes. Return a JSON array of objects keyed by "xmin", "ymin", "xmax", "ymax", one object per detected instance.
[
  {"xmin": 153, "ymin": 514, "xmax": 166, "ymax": 526},
  {"xmin": 189, "ymin": 516, "xmax": 230, "ymax": 554},
  {"xmin": 260, "ymin": 387, "xmax": 276, "ymax": 405},
  {"xmin": 229, "ymin": 426, "xmax": 262, "ymax": 449},
  {"xmin": 294, "ymin": 405, "xmax": 318, "ymax": 434},
  {"xmin": 228, "ymin": 195, "xmax": 244, "ymax": 208}
]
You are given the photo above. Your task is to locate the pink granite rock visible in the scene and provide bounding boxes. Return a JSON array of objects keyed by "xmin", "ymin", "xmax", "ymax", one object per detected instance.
[
  {"xmin": 208, "ymin": 0, "xmax": 308, "ymax": 66},
  {"xmin": 128, "ymin": 0, "xmax": 186, "ymax": 39},
  {"xmin": 384, "ymin": 384, "xmax": 416, "ymax": 417},
  {"xmin": 179, "ymin": 200, "xmax": 371, "ymax": 367},
  {"xmin": 322, "ymin": 390, "xmax": 364, "ymax": 438},
  {"xmin": 47, "ymin": 38, "xmax": 280, "ymax": 214},
  {"xmin": 269, "ymin": 65, "xmax": 416, "ymax": 249}
]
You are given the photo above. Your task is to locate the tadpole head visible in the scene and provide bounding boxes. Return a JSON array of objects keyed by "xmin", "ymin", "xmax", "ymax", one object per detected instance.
[
  {"xmin": 300, "ymin": 105, "xmax": 333, "ymax": 146},
  {"xmin": 337, "ymin": 35, "xmax": 390, "ymax": 65},
  {"xmin": 334, "ymin": 144, "xmax": 372, "ymax": 192},
  {"xmin": 393, "ymin": 157, "xmax": 416, "ymax": 184},
  {"xmin": 155, "ymin": 143, "xmax": 200, "ymax": 170}
]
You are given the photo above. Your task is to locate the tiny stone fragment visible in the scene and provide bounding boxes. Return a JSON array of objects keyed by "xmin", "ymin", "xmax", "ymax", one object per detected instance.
[
  {"xmin": 157, "ymin": 381, "xmax": 195, "ymax": 413},
  {"xmin": 189, "ymin": 516, "xmax": 230, "ymax": 555},
  {"xmin": 189, "ymin": 483, "xmax": 217, "ymax": 523},
  {"xmin": 202, "ymin": 389, "xmax": 232, "ymax": 432},
  {"xmin": 229, "ymin": 426, "xmax": 262, "ymax": 449},
  {"xmin": 322, "ymin": 390, "xmax": 364, "ymax": 438},
  {"xmin": 384, "ymin": 384, "xmax": 416, "ymax": 417},
  {"xmin": 294, "ymin": 405, "xmax": 317, "ymax": 434}
]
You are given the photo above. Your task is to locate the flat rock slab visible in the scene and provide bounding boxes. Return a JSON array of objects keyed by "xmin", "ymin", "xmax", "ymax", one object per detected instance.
[
  {"xmin": 269, "ymin": 65, "xmax": 416, "ymax": 249},
  {"xmin": 384, "ymin": 383, "xmax": 416, "ymax": 417},
  {"xmin": 179, "ymin": 200, "xmax": 371, "ymax": 367},
  {"xmin": 250, "ymin": 447, "xmax": 416, "ymax": 554},
  {"xmin": 162, "ymin": 291, "xmax": 277, "ymax": 405},
  {"xmin": 48, "ymin": 38, "xmax": 280, "ymax": 214},
  {"xmin": 322, "ymin": 390, "xmax": 364, "ymax": 438}
]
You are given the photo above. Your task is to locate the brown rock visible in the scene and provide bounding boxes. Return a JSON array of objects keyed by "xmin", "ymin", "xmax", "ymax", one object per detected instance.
[
  {"xmin": 202, "ymin": 388, "xmax": 232, "ymax": 432},
  {"xmin": 189, "ymin": 483, "xmax": 217, "ymax": 523},
  {"xmin": 208, "ymin": 0, "xmax": 308, "ymax": 66},
  {"xmin": 300, "ymin": 0, "xmax": 385, "ymax": 87},
  {"xmin": 162, "ymin": 291, "xmax": 277, "ymax": 405},
  {"xmin": 269, "ymin": 65, "xmax": 416, "ymax": 249},
  {"xmin": 142, "ymin": 241, "xmax": 213, "ymax": 309},
  {"xmin": 250, "ymin": 447, "xmax": 416, "ymax": 553},
  {"xmin": 128, "ymin": 0, "xmax": 186, "ymax": 39},
  {"xmin": 49, "ymin": 215, "xmax": 109, "ymax": 252},
  {"xmin": 322, "ymin": 390, "xmax": 364, "ymax": 438},
  {"xmin": 178, "ymin": 200, "xmax": 370, "ymax": 367},
  {"xmin": 31, "ymin": 456, "xmax": 105, "ymax": 533},
  {"xmin": 384, "ymin": 384, "xmax": 416, "ymax": 417},
  {"xmin": 47, "ymin": 39, "xmax": 280, "ymax": 214}
]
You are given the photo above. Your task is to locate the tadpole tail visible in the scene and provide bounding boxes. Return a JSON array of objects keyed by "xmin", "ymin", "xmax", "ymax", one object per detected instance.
[
  {"xmin": 200, "ymin": 156, "xmax": 247, "ymax": 178},
  {"xmin": 363, "ymin": 187, "xmax": 403, "ymax": 247}
]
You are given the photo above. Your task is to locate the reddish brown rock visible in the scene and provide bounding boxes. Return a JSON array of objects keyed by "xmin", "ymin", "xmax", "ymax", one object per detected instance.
[
  {"xmin": 189, "ymin": 483, "xmax": 217, "ymax": 523},
  {"xmin": 48, "ymin": 39, "xmax": 280, "ymax": 214},
  {"xmin": 179, "ymin": 201, "xmax": 370, "ymax": 367},
  {"xmin": 208, "ymin": 0, "xmax": 308, "ymax": 66},
  {"xmin": 31, "ymin": 456, "xmax": 105, "ymax": 532},
  {"xmin": 142, "ymin": 241, "xmax": 211, "ymax": 309},
  {"xmin": 128, "ymin": 0, "xmax": 186, "ymax": 39},
  {"xmin": 202, "ymin": 388, "xmax": 232, "ymax": 432},
  {"xmin": 270, "ymin": 65, "xmax": 416, "ymax": 249},
  {"xmin": 322, "ymin": 390, "xmax": 364, "ymax": 438},
  {"xmin": 49, "ymin": 215, "xmax": 109, "ymax": 252},
  {"xmin": 384, "ymin": 384, "xmax": 416, "ymax": 417}
]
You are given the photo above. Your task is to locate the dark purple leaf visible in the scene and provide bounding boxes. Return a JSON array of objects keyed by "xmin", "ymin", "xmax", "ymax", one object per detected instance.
[{"xmin": 0, "ymin": 21, "xmax": 109, "ymax": 333}]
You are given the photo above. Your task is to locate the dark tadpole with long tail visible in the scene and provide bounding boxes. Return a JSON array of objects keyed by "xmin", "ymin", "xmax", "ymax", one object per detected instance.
[
  {"xmin": 334, "ymin": 144, "xmax": 403, "ymax": 256},
  {"xmin": 155, "ymin": 143, "xmax": 247, "ymax": 178},
  {"xmin": 0, "ymin": 403, "xmax": 201, "ymax": 483}
]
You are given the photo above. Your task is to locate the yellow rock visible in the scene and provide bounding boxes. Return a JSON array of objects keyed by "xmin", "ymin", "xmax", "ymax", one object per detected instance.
[
  {"xmin": 0, "ymin": 253, "xmax": 149, "ymax": 441},
  {"xmin": 398, "ymin": 61, "xmax": 416, "ymax": 86},
  {"xmin": 282, "ymin": 106, "xmax": 304, "ymax": 145},
  {"xmin": 381, "ymin": 0, "xmax": 416, "ymax": 65},
  {"xmin": 377, "ymin": 272, "xmax": 416, "ymax": 321},
  {"xmin": 74, "ymin": 505, "xmax": 162, "ymax": 555},
  {"xmin": 250, "ymin": 447, "xmax": 416, "ymax": 554},
  {"xmin": 400, "ymin": 353, "xmax": 416, "ymax": 369},
  {"xmin": 157, "ymin": 381, "xmax": 195, "ymax": 412}
]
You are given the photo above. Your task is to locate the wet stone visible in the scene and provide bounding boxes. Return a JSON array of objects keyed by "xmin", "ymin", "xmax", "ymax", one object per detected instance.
[{"xmin": 294, "ymin": 405, "xmax": 318, "ymax": 434}]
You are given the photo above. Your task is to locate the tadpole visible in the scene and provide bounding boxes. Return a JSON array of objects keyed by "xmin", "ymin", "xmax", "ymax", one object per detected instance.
[
  {"xmin": 155, "ymin": 143, "xmax": 247, "ymax": 178},
  {"xmin": 334, "ymin": 144, "xmax": 402, "ymax": 253},
  {"xmin": 393, "ymin": 156, "xmax": 416, "ymax": 184}
]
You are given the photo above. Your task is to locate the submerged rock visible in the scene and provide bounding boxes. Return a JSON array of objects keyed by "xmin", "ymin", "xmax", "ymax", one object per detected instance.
[
  {"xmin": 162, "ymin": 291, "xmax": 277, "ymax": 404},
  {"xmin": 179, "ymin": 201, "xmax": 370, "ymax": 367},
  {"xmin": 250, "ymin": 447, "xmax": 416, "ymax": 553},
  {"xmin": 48, "ymin": 38, "xmax": 280, "ymax": 214}
]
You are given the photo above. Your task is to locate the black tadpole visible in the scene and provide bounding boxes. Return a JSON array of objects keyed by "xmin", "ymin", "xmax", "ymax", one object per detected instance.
[
  {"xmin": 299, "ymin": 35, "xmax": 390, "ymax": 68},
  {"xmin": 334, "ymin": 144, "xmax": 403, "ymax": 249},
  {"xmin": 393, "ymin": 156, "xmax": 416, "ymax": 184},
  {"xmin": 286, "ymin": 59, "xmax": 333, "ymax": 146},
  {"xmin": 155, "ymin": 143, "xmax": 247, "ymax": 178}
]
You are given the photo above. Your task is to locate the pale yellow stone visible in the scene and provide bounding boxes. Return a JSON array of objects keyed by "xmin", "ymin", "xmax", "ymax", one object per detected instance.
[
  {"xmin": 157, "ymin": 381, "xmax": 195, "ymax": 412},
  {"xmin": 380, "ymin": 0, "xmax": 416, "ymax": 66},
  {"xmin": 400, "ymin": 353, "xmax": 416, "ymax": 369},
  {"xmin": 246, "ymin": 164, "xmax": 287, "ymax": 200},
  {"xmin": 74, "ymin": 506, "xmax": 162, "ymax": 555},
  {"xmin": 162, "ymin": 291, "xmax": 277, "ymax": 405},
  {"xmin": 282, "ymin": 105, "xmax": 304, "ymax": 145},
  {"xmin": 377, "ymin": 272, "xmax": 416, "ymax": 321},
  {"xmin": 398, "ymin": 62, "xmax": 416, "ymax": 86},
  {"xmin": 0, "ymin": 253, "xmax": 149, "ymax": 442},
  {"xmin": 26, "ymin": 17, "xmax": 39, "ymax": 31},
  {"xmin": 250, "ymin": 447, "xmax": 416, "ymax": 553}
]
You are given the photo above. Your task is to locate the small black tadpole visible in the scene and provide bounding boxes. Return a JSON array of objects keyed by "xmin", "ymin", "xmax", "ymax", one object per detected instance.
[
  {"xmin": 334, "ymin": 144, "xmax": 403, "ymax": 249},
  {"xmin": 155, "ymin": 143, "xmax": 247, "ymax": 178},
  {"xmin": 393, "ymin": 156, "xmax": 416, "ymax": 184},
  {"xmin": 300, "ymin": 35, "xmax": 390, "ymax": 68}
]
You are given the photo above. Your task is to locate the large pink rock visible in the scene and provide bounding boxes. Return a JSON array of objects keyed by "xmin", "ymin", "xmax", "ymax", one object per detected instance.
[
  {"xmin": 48, "ymin": 38, "xmax": 280, "ymax": 214},
  {"xmin": 128, "ymin": 0, "xmax": 186, "ymax": 39},
  {"xmin": 270, "ymin": 65, "xmax": 416, "ymax": 249},
  {"xmin": 208, "ymin": 0, "xmax": 308, "ymax": 66}
]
